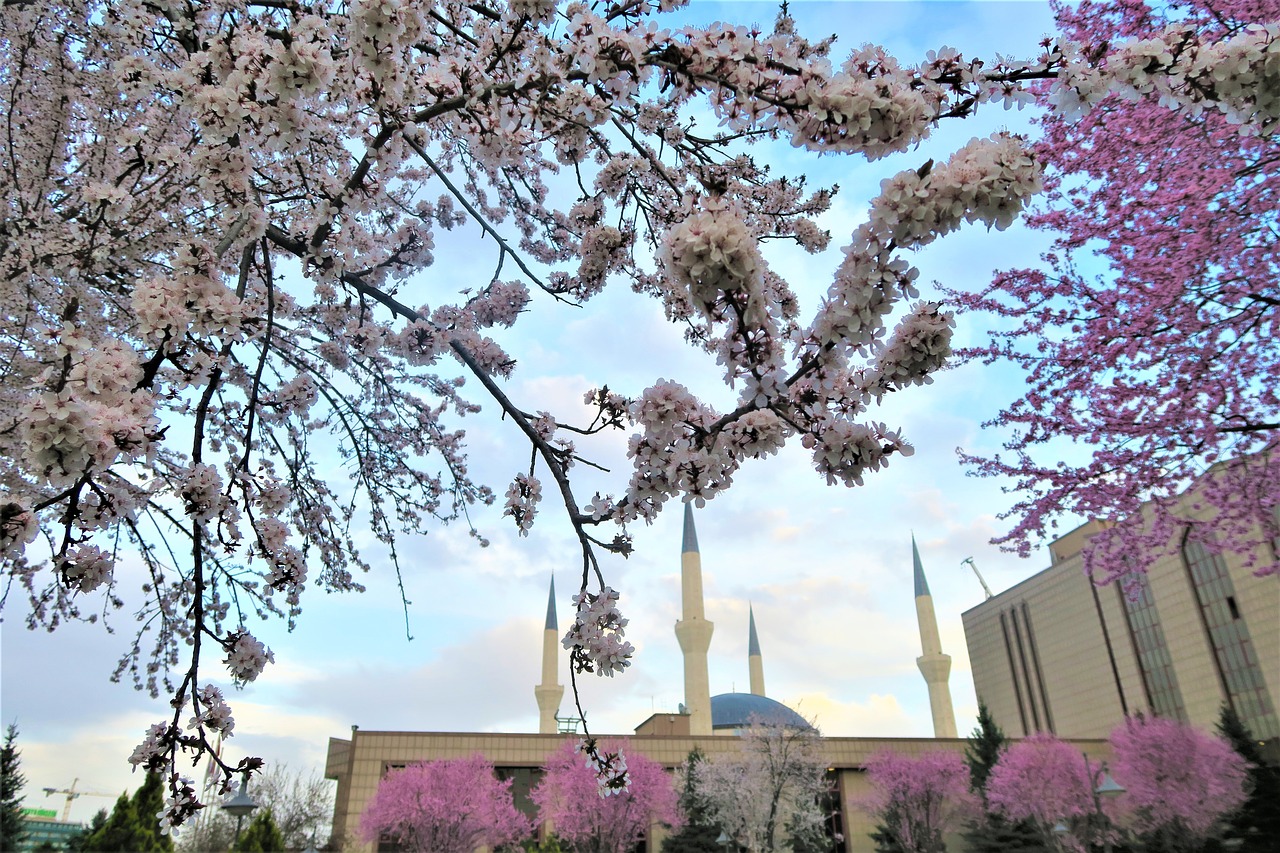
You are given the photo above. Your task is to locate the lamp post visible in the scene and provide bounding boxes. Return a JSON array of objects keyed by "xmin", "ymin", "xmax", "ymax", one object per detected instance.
[
  {"xmin": 220, "ymin": 778, "xmax": 259, "ymax": 846},
  {"xmin": 1088, "ymin": 757, "xmax": 1125, "ymax": 853},
  {"xmin": 1051, "ymin": 757, "xmax": 1125, "ymax": 853}
]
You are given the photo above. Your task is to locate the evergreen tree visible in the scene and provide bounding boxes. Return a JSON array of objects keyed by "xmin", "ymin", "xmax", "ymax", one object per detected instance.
[
  {"xmin": 1, "ymin": 724, "xmax": 28, "ymax": 852},
  {"xmin": 963, "ymin": 704, "xmax": 1003, "ymax": 794},
  {"xmin": 961, "ymin": 704, "xmax": 1046, "ymax": 853},
  {"xmin": 233, "ymin": 808, "xmax": 285, "ymax": 852},
  {"xmin": 79, "ymin": 772, "xmax": 175, "ymax": 853},
  {"xmin": 66, "ymin": 809, "xmax": 108, "ymax": 853},
  {"xmin": 1217, "ymin": 705, "xmax": 1280, "ymax": 851},
  {"xmin": 129, "ymin": 771, "xmax": 176, "ymax": 853},
  {"xmin": 81, "ymin": 793, "xmax": 142, "ymax": 852},
  {"xmin": 869, "ymin": 805, "xmax": 907, "ymax": 853},
  {"xmin": 662, "ymin": 750, "xmax": 722, "ymax": 853}
]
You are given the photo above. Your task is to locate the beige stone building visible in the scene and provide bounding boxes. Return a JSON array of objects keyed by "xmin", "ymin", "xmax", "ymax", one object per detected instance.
[
  {"xmin": 325, "ymin": 505, "xmax": 1002, "ymax": 851},
  {"xmin": 325, "ymin": 726, "xmax": 1113, "ymax": 852},
  {"xmin": 963, "ymin": 498, "xmax": 1279, "ymax": 745}
]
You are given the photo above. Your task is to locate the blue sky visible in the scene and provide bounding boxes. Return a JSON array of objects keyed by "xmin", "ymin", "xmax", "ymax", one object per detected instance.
[{"xmin": 0, "ymin": 0, "xmax": 1094, "ymax": 827}]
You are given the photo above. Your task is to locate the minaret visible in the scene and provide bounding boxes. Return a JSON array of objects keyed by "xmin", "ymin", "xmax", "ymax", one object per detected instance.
[
  {"xmin": 535, "ymin": 576, "xmax": 564, "ymax": 734},
  {"xmin": 913, "ymin": 535, "xmax": 958, "ymax": 738},
  {"xmin": 674, "ymin": 504, "xmax": 715, "ymax": 735},
  {"xmin": 748, "ymin": 604, "xmax": 766, "ymax": 697}
]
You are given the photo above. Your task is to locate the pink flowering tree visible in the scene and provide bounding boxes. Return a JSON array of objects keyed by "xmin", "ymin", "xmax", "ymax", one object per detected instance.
[
  {"xmin": 359, "ymin": 755, "xmax": 531, "ymax": 853},
  {"xmin": 1109, "ymin": 716, "xmax": 1248, "ymax": 851},
  {"xmin": 950, "ymin": 0, "xmax": 1280, "ymax": 584},
  {"xmin": 2, "ymin": 0, "xmax": 1278, "ymax": 827},
  {"xmin": 862, "ymin": 750, "xmax": 972, "ymax": 853},
  {"xmin": 985, "ymin": 734, "xmax": 1099, "ymax": 845},
  {"xmin": 531, "ymin": 739, "xmax": 680, "ymax": 853}
]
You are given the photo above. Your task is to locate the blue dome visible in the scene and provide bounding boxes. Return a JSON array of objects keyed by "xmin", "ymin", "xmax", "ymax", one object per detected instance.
[{"xmin": 709, "ymin": 693, "xmax": 813, "ymax": 731}]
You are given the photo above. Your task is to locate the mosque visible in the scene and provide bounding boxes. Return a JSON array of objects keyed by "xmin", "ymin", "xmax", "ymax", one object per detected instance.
[{"xmin": 323, "ymin": 505, "xmax": 1108, "ymax": 851}]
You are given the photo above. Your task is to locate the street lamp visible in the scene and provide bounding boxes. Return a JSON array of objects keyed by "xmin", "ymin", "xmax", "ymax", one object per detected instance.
[
  {"xmin": 220, "ymin": 778, "xmax": 259, "ymax": 845},
  {"xmin": 716, "ymin": 830, "xmax": 744, "ymax": 851},
  {"xmin": 1051, "ymin": 757, "xmax": 1126, "ymax": 853},
  {"xmin": 1088, "ymin": 758, "xmax": 1125, "ymax": 853}
]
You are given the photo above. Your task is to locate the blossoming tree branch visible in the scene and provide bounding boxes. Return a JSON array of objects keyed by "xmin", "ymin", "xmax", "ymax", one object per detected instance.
[{"xmin": 1, "ymin": 0, "xmax": 1276, "ymax": 829}]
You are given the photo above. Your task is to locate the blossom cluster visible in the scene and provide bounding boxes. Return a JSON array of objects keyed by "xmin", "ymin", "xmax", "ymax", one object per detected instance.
[
  {"xmin": 562, "ymin": 587, "xmax": 634, "ymax": 677},
  {"xmin": 20, "ymin": 333, "xmax": 159, "ymax": 489},
  {"xmin": 503, "ymin": 473, "xmax": 542, "ymax": 536},
  {"xmin": 129, "ymin": 722, "xmax": 174, "ymax": 773},
  {"xmin": 187, "ymin": 685, "xmax": 235, "ymax": 736},
  {"xmin": 57, "ymin": 544, "xmax": 114, "ymax": 593},
  {"xmin": 1050, "ymin": 22, "xmax": 1280, "ymax": 130},
  {"xmin": 0, "ymin": 504, "xmax": 38, "ymax": 555},
  {"xmin": 156, "ymin": 778, "xmax": 202, "ymax": 838},
  {"xmin": 658, "ymin": 198, "xmax": 765, "ymax": 326},
  {"xmin": 576, "ymin": 737, "xmax": 631, "ymax": 797},
  {"xmin": 224, "ymin": 632, "xmax": 274, "ymax": 684}
]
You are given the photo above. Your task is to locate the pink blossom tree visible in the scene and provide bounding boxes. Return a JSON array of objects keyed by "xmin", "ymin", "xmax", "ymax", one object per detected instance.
[
  {"xmin": 2, "ymin": 0, "xmax": 1278, "ymax": 827},
  {"xmin": 531, "ymin": 739, "xmax": 680, "ymax": 853},
  {"xmin": 862, "ymin": 750, "xmax": 972, "ymax": 853},
  {"xmin": 985, "ymin": 733, "xmax": 1098, "ymax": 843},
  {"xmin": 1109, "ymin": 716, "xmax": 1248, "ymax": 851},
  {"xmin": 950, "ymin": 0, "xmax": 1280, "ymax": 585},
  {"xmin": 359, "ymin": 755, "xmax": 531, "ymax": 853}
]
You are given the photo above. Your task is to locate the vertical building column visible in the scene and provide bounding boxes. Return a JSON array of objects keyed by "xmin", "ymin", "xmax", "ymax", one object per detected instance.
[
  {"xmin": 913, "ymin": 535, "xmax": 958, "ymax": 738},
  {"xmin": 535, "ymin": 576, "xmax": 565, "ymax": 734},
  {"xmin": 675, "ymin": 504, "xmax": 715, "ymax": 735}
]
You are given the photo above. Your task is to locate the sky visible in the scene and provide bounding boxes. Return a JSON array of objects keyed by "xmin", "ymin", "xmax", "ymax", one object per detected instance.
[{"xmin": 0, "ymin": 0, "xmax": 1092, "ymax": 829}]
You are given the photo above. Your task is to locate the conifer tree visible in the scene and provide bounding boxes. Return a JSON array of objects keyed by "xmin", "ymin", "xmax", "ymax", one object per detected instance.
[
  {"xmin": 81, "ymin": 772, "xmax": 175, "ymax": 853},
  {"xmin": 0, "ymin": 724, "xmax": 28, "ymax": 852},
  {"xmin": 66, "ymin": 810, "xmax": 108, "ymax": 853},
  {"xmin": 233, "ymin": 808, "xmax": 285, "ymax": 853},
  {"xmin": 662, "ymin": 750, "xmax": 722, "ymax": 853},
  {"xmin": 961, "ymin": 704, "xmax": 1045, "ymax": 853},
  {"xmin": 129, "ymin": 771, "xmax": 176, "ymax": 853},
  {"xmin": 81, "ymin": 793, "xmax": 142, "ymax": 852},
  {"xmin": 869, "ymin": 806, "xmax": 907, "ymax": 853},
  {"xmin": 1217, "ymin": 706, "xmax": 1280, "ymax": 851}
]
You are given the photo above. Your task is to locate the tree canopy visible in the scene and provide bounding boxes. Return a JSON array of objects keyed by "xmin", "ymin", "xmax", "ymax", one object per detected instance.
[
  {"xmin": 951, "ymin": 0, "xmax": 1280, "ymax": 584},
  {"xmin": 360, "ymin": 755, "xmax": 530, "ymax": 853},
  {"xmin": 862, "ymin": 749, "xmax": 971, "ymax": 853},
  {"xmin": 1, "ymin": 0, "xmax": 1277, "ymax": 826},
  {"xmin": 1, "ymin": 724, "xmax": 27, "ymax": 852},
  {"xmin": 77, "ymin": 772, "xmax": 176, "ymax": 853},
  {"xmin": 532, "ymin": 739, "xmax": 680, "ymax": 853}
]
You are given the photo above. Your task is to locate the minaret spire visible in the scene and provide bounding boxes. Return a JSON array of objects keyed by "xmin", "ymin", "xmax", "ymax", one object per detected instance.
[
  {"xmin": 674, "ymin": 503, "xmax": 714, "ymax": 735},
  {"xmin": 535, "ymin": 575, "xmax": 564, "ymax": 734},
  {"xmin": 912, "ymin": 535, "xmax": 958, "ymax": 738},
  {"xmin": 748, "ymin": 604, "xmax": 765, "ymax": 697}
]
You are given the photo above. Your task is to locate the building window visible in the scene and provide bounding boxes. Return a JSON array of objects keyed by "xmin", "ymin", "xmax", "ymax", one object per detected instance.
[
  {"xmin": 1116, "ymin": 573, "xmax": 1187, "ymax": 721},
  {"xmin": 1182, "ymin": 534, "xmax": 1280, "ymax": 739},
  {"xmin": 494, "ymin": 766, "xmax": 544, "ymax": 820}
]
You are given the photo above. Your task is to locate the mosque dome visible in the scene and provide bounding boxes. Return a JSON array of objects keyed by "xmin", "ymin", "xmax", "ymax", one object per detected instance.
[{"xmin": 709, "ymin": 692, "xmax": 813, "ymax": 732}]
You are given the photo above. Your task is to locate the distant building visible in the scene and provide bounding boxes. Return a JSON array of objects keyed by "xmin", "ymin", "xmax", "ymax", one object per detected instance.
[
  {"xmin": 18, "ymin": 808, "xmax": 83, "ymax": 852},
  {"xmin": 325, "ymin": 507, "xmax": 1115, "ymax": 852},
  {"xmin": 963, "ymin": 478, "xmax": 1279, "ymax": 747}
]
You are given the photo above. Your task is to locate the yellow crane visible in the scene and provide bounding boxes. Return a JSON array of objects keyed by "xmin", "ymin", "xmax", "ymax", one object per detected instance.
[{"xmin": 41, "ymin": 778, "xmax": 116, "ymax": 823}]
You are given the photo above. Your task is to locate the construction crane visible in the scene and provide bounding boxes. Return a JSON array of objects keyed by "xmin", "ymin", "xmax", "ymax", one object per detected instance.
[
  {"xmin": 961, "ymin": 556, "xmax": 994, "ymax": 600},
  {"xmin": 42, "ymin": 778, "xmax": 115, "ymax": 823}
]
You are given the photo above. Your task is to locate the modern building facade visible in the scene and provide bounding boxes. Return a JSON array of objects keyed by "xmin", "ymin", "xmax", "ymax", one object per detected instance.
[
  {"xmin": 963, "ymin": 505, "xmax": 1280, "ymax": 746},
  {"xmin": 17, "ymin": 808, "xmax": 84, "ymax": 852}
]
